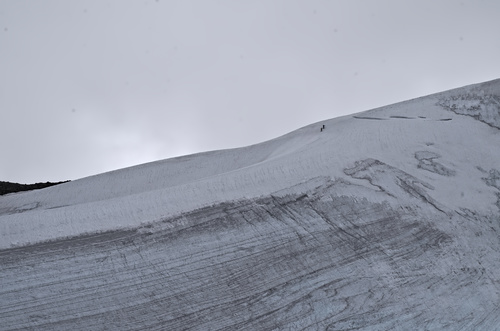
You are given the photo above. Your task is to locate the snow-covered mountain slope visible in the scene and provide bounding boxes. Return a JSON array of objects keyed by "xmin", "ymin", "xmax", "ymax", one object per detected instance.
[
  {"xmin": 1, "ymin": 79, "xmax": 500, "ymax": 330},
  {"xmin": 2, "ymin": 79, "xmax": 499, "ymax": 249}
]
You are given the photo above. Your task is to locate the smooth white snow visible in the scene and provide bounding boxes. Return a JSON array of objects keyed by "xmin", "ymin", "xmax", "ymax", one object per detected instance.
[{"xmin": 1, "ymin": 79, "xmax": 499, "ymax": 249}]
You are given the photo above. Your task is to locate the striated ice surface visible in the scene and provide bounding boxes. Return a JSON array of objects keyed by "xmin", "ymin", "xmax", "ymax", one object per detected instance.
[{"xmin": 1, "ymin": 79, "xmax": 500, "ymax": 330}]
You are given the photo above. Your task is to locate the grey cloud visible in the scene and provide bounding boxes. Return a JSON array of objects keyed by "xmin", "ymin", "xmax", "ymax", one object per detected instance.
[{"xmin": 1, "ymin": 0, "xmax": 499, "ymax": 182}]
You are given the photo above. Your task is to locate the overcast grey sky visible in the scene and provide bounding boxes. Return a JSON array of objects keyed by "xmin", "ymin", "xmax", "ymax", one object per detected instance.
[{"xmin": 1, "ymin": 0, "xmax": 499, "ymax": 183}]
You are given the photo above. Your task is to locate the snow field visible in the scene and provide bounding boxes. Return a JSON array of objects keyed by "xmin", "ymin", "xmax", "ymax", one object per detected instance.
[{"xmin": 1, "ymin": 79, "xmax": 499, "ymax": 249}]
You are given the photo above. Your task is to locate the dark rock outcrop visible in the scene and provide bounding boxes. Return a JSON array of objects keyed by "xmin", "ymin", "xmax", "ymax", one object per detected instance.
[{"xmin": 0, "ymin": 181, "xmax": 69, "ymax": 196}]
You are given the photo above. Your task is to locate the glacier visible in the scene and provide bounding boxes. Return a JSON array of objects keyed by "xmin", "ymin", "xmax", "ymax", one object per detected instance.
[{"xmin": 1, "ymin": 79, "xmax": 500, "ymax": 330}]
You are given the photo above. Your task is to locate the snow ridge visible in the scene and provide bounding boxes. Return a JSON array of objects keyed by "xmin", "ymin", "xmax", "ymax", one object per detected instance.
[{"xmin": 1, "ymin": 78, "xmax": 500, "ymax": 330}]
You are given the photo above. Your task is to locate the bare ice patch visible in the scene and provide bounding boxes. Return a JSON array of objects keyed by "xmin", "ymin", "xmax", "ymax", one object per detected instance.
[
  {"xmin": 438, "ymin": 93, "xmax": 500, "ymax": 129},
  {"xmin": 415, "ymin": 151, "xmax": 456, "ymax": 177}
]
